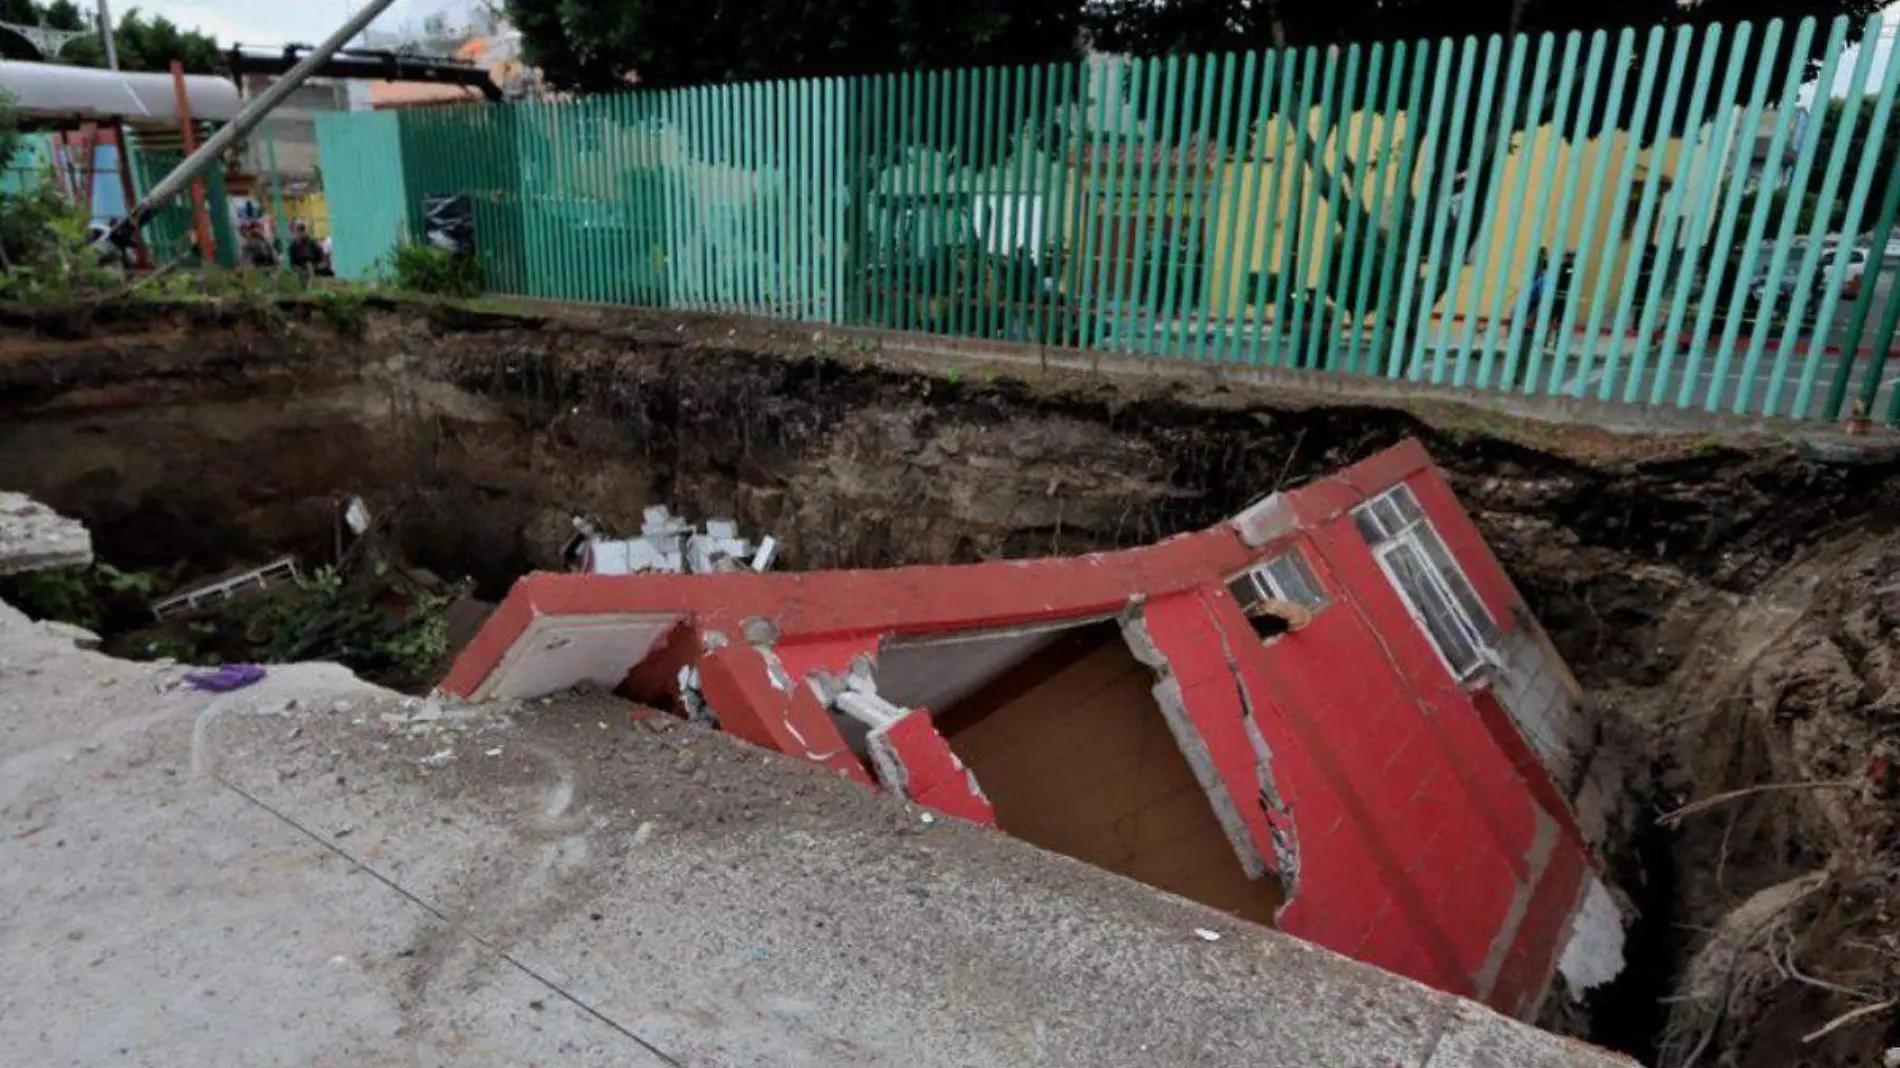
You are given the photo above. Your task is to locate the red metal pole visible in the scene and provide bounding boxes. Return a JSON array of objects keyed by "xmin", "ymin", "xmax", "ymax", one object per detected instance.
[{"xmin": 170, "ymin": 61, "xmax": 216, "ymax": 262}]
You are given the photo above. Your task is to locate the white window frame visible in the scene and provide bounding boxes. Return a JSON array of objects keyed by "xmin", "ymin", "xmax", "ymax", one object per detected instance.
[
  {"xmin": 1354, "ymin": 485, "xmax": 1496, "ymax": 681},
  {"xmin": 1227, "ymin": 549, "xmax": 1328, "ymax": 637}
]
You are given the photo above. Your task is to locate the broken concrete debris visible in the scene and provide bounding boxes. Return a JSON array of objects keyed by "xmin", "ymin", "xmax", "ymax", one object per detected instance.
[
  {"xmin": 445, "ymin": 440, "xmax": 1626, "ymax": 1021},
  {"xmin": 573, "ymin": 506, "xmax": 776, "ymax": 575},
  {"xmin": 0, "ymin": 492, "xmax": 93, "ymax": 576}
]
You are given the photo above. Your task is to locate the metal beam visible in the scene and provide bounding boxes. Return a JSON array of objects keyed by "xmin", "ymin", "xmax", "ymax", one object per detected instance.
[{"xmin": 117, "ymin": 0, "xmax": 402, "ymax": 240}]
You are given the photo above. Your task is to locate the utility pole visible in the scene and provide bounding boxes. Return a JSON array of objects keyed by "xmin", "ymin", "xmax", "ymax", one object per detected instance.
[
  {"xmin": 116, "ymin": 0, "xmax": 401, "ymax": 240},
  {"xmin": 96, "ymin": 0, "xmax": 117, "ymax": 70}
]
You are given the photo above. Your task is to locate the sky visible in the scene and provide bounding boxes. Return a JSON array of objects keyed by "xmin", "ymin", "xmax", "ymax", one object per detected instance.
[{"xmin": 129, "ymin": 0, "xmax": 480, "ymax": 49}]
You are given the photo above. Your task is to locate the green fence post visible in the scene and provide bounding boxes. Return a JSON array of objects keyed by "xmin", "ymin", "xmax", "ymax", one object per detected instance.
[
  {"xmin": 1648, "ymin": 25, "xmax": 1750, "ymax": 406},
  {"xmin": 1348, "ymin": 41, "xmax": 1411, "ymax": 375},
  {"xmin": 1410, "ymin": 36, "xmax": 1481, "ymax": 381},
  {"xmin": 1033, "ymin": 63, "xmax": 1064, "ymax": 345},
  {"xmin": 1103, "ymin": 59, "xmax": 1146, "ymax": 354},
  {"xmin": 1541, "ymin": 30, "xmax": 1630, "ymax": 392},
  {"xmin": 1302, "ymin": 45, "xmax": 1358, "ymax": 372},
  {"xmin": 1211, "ymin": 52, "xmax": 1260, "ymax": 364},
  {"xmin": 874, "ymin": 74, "xmax": 896, "ymax": 328},
  {"xmin": 1677, "ymin": 22, "xmax": 1783, "ymax": 408},
  {"xmin": 1706, "ymin": 21, "xmax": 1817, "ymax": 408},
  {"xmin": 1076, "ymin": 60, "xmax": 1111, "ymax": 351},
  {"xmin": 1451, "ymin": 31, "xmax": 1528, "ymax": 389},
  {"xmin": 1441, "ymin": 33, "xmax": 1516, "ymax": 387},
  {"xmin": 1598, "ymin": 26, "xmax": 1695, "ymax": 403},
  {"xmin": 1506, "ymin": 31, "xmax": 1584, "ymax": 393},
  {"xmin": 1287, "ymin": 47, "xmax": 1338, "ymax": 368},
  {"xmin": 1232, "ymin": 51, "xmax": 1278, "ymax": 366},
  {"xmin": 1625, "ymin": 24, "xmax": 1725, "ymax": 404},
  {"xmin": 1382, "ymin": 38, "xmax": 1452, "ymax": 377},
  {"xmin": 1773, "ymin": 14, "xmax": 1887, "ymax": 417},
  {"xmin": 1269, "ymin": 48, "xmax": 1317, "ymax": 368},
  {"xmin": 938, "ymin": 68, "xmax": 965, "ymax": 334},
  {"xmin": 1478, "ymin": 32, "xmax": 1556, "ymax": 390},
  {"xmin": 1571, "ymin": 26, "xmax": 1665, "ymax": 397},
  {"xmin": 1829, "ymin": 99, "xmax": 1900, "ymax": 417},
  {"xmin": 1162, "ymin": 55, "xmax": 1211, "ymax": 359},
  {"xmin": 1142, "ymin": 57, "xmax": 1184, "ymax": 356},
  {"xmin": 897, "ymin": 70, "xmax": 920, "ymax": 330},
  {"xmin": 1183, "ymin": 53, "xmax": 1239, "ymax": 362},
  {"xmin": 1000, "ymin": 66, "xmax": 1030, "ymax": 342},
  {"xmin": 1329, "ymin": 43, "xmax": 1387, "ymax": 374},
  {"xmin": 1128, "ymin": 58, "xmax": 1167, "ymax": 356},
  {"xmin": 1798, "ymin": 24, "xmax": 1900, "ymax": 418},
  {"xmin": 1735, "ymin": 17, "xmax": 1848, "ymax": 414},
  {"xmin": 974, "ymin": 65, "xmax": 999, "ymax": 341}
]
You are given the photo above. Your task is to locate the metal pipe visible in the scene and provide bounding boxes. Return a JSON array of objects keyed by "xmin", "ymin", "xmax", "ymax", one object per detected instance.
[
  {"xmin": 97, "ymin": 0, "xmax": 118, "ymax": 71},
  {"xmin": 116, "ymin": 0, "xmax": 401, "ymax": 238}
]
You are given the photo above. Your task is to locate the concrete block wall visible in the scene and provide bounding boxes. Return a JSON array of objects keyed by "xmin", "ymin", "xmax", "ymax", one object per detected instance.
[{"xmin": 1492, "ymin": 619, "xmax": 1591, "ymax": 792}]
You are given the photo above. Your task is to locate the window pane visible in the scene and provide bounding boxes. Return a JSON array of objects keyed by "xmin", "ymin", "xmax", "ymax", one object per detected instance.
[
  {"xmin": 1355, "ymin": 509, "xmax": 1386, "ymax": 545},
  {"xmin": 1389, "ymin": 484, "xmax": 1425, "ymax": 523},
  {"xmin": 1227, "ymin": 575, "xmax": 1261, "ymax": 607},
  {"xmin": 1385, "ymin": 542, "xmax": 1481, "ymax": 675},
  {"xmin": 1265, "ymin": 552, "xmax": 1327, "ymax": 609},
  {"xmin": 1375, "ymin": 497, "xmax": 1407, "ymax": 534},
  {"xmin": 1416, "ymin": 524, "xmax": 1496, "ymax": 640}
]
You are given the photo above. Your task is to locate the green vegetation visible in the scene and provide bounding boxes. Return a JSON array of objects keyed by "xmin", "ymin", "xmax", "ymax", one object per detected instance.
[
  {"xmin": 242, "ymin": 567, "xmax": 454, "ymax": 689},
  {"xmin": 383, "ymin": 241, "xmax": 485, "ymax": 299},
  {"xmin": 0, "ymin": 1, "xmax": 221, "ymax": 73},
  {"xmin": 3, "ymin": 559, "xmax": 459, "ymax": 691},
  {"xmin": 1, "ymin": 562, "xmax": 160, "ymax": 634},
  {"xmin": 507, "ymin": 0, "xmax": 1082, "ymax": 92}
]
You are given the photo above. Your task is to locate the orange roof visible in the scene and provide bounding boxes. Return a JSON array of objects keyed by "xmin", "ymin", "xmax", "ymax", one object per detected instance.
[{"xmin": 368, "ymin": 80, "xmax": 482, "ymax": 108}]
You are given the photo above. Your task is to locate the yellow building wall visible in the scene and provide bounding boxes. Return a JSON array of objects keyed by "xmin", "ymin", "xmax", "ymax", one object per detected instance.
[
  {"xmin": 284, "ymin": 192, "xmax": 331, "ymax": 239},
  {"xmin": 1197, "ymin": 113, "xmax": 1693, "ymax": 333}
]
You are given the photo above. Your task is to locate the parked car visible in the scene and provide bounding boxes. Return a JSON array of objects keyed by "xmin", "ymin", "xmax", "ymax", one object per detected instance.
[{"xmin": 1749, "ymin": 245, "xmax": 1868, "ymax": 301}]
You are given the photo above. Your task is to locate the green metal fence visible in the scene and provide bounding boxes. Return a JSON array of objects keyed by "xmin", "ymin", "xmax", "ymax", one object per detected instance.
[{"xmin": 316, "ymin": 15, "xmax": 1900, "ymax": 425}]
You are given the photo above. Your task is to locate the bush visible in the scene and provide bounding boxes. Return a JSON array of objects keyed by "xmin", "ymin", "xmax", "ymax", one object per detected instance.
[{"xmin": 384, "ymin": 240, "xmax": 483, "ymax": 298}]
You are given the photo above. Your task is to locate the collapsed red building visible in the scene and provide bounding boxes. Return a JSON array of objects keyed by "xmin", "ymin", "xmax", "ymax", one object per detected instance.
[{"xmin": 444, "ymin": 440, "xmax": 1620, "ymax": 1018}]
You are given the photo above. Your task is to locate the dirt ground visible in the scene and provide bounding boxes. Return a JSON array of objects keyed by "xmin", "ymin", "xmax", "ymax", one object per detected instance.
[{"xmin": 2, "ymin": 298, "xmax": 1898, "ymax": 1064}]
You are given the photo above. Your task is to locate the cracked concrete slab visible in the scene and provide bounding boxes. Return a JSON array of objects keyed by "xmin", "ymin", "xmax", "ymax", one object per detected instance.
[
  {"xmin": 0, "ymin": 492, "xmax": 92, "ymax": 576},
  {"xmin": 0, "ymin": 599, "xmax": 1636, "ymax": 1067}
]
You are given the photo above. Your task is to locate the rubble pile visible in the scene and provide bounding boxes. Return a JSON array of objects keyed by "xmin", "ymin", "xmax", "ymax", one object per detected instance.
[{"xmin": 572, "ymin": 505, "xmax": 778, "ymax": 575}]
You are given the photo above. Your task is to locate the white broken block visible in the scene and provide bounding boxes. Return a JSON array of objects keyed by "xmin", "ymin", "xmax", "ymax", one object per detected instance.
[
  {"xmin": 750, "ymin": 536, "xmax": 779, "ymax": 572},
  {"xmin": 1557, "ymin": 877, "xmax": 1626, "ymax": 999},
  {"xmin": 581, "ymin": 508, "xmax": 775, "ymax": 576}
]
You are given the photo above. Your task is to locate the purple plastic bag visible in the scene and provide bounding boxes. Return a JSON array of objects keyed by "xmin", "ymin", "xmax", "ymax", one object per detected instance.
[{"xmin": 184, "ymin": 663, "xmax": 266, "ymax": 693}]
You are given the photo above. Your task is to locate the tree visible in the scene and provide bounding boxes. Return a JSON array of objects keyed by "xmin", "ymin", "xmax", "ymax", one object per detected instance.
[
  {"xmin": 504, "ymin": 0, "xmax": 1084, "ymax": 92},
  {"xmin": 0, "ymin": 2, "xmax": 220, "ymax": 74},
  {"xmin": 1083, "ymin": 0, "xmax": 1881, "ymax": 61},
  {"xmin": 1798, "ymin": 92, "xmax": 1900, "ymax": 234}
]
